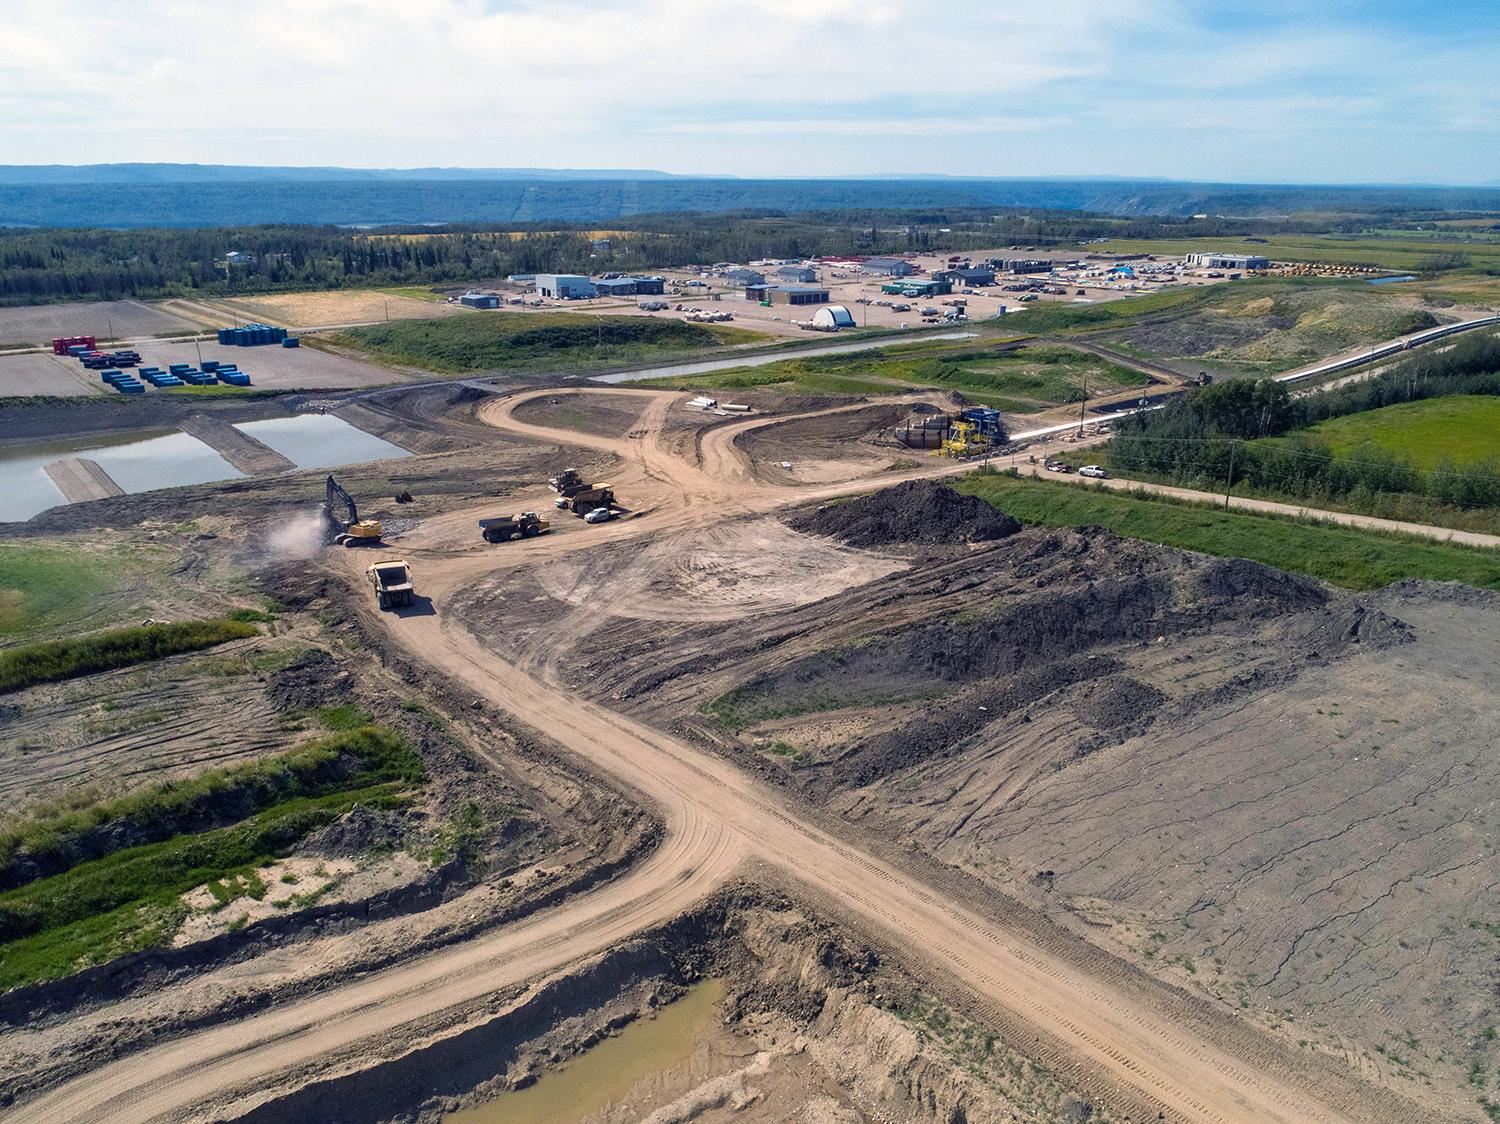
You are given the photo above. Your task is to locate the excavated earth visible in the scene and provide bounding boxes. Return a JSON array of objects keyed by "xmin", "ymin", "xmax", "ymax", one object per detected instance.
[{"xmin": 455, "ymin": 485, "xmax": 1499, "ymax": 1114}]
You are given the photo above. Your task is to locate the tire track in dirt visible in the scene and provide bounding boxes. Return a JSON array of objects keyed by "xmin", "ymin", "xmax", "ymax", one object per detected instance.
[{"xmin": 6, "ymin": 386, "xmax": 1434, "ymax": 1123}]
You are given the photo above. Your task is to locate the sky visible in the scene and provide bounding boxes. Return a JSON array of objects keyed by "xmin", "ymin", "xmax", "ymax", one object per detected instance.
[{"xmin": 2, "ymin": 1, "xmax": 1497, "ymax": 184}]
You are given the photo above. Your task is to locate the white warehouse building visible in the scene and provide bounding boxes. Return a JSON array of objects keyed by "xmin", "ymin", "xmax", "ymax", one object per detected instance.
[
  {"xmin": 811, "ymin": 305, "xmax": 856, "ymax": 330},
  {"xmin": 535, "ymin": 274, "xmax": 597, "ymax": 299}
]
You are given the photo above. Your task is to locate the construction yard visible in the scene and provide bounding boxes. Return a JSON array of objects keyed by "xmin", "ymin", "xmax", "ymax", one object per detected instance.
[{"xmin": 1, "ymin": 350, "xmax": 1497, "ymax": 1124}]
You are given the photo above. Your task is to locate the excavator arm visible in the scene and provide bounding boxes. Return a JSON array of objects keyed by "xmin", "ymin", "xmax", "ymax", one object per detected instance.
[
  {"xmin": 326, "ymin": 474, "xmax": 359, "ymax": 528},
  {"xmin": 326, "ymin": 474, "xmax": 382, "ymax": 545}
]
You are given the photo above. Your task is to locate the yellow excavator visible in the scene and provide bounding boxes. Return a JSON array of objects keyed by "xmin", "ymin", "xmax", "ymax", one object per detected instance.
[{"xmin": 325, "ymin": 474, "xmax": 383, "ymax": 546}]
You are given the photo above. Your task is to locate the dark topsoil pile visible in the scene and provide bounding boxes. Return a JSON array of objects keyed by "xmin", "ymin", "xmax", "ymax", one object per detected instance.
[{"xmin": 790, "ymin": 480, "xmax": 1021, "ymax": 548}]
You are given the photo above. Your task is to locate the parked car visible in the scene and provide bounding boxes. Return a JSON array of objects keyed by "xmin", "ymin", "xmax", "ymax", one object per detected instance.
[
  {"xmin": 1045, "ymin": 461, "xmax": 1072, "ymax": 473},
  {"xmin": 583, "ymin": 506, "xmax": 615, "ymax": 524},
  {"xmin": 1080, "ymin": 465, "xmax": 1109, "ymax": 479}
]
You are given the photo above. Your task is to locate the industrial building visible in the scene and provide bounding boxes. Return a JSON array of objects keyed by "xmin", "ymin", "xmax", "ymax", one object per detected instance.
[
  {"xmin": 1008, "ymin": 259, "xmax": 1054, "ymax": 274},
  {"xmin": 459, "ymin": 292, "xmax": 500, "ymax": 309},
  {"xmin": 881, "ymin": 279, "xmax": 951, "ymax": 297},
  {"xmin": 594, "ymin": 276, "xmax": 667, "ymax": 297},
  {"xmin": 535, "ymin": 274, "xmax": 597, "ymax": 299},
  {"xmin": 1185, "ymin": 252, "xmax": 1271, "ymax": 270},
  {"xmin": 861, "ymin": 257, "xmax": 917, "ymax": 277},
  {"xmin": 722, "ymin": 267, "xmax": 766, "ymax": 287},
  {"xmin": 776, "ymin": 264, "xmax": 818, "ymax": 283},
  {"xmin": 745, "ymin": 285, "xmax": 830, "ymax": 306},
  {"xmin": 934, "ymin": 267, "xmax": 996, "ymax": 287},
  {"xmin": 811, "ymin": 305, "xmax": 856, "ymax": 330}
]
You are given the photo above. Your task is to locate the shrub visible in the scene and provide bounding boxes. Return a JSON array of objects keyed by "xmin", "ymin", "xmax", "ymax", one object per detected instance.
[{"xmin": 0, "ymin": 619, "xmax": 257, "ymax": 692}]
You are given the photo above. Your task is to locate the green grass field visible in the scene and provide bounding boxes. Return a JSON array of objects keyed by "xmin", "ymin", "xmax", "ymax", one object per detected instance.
[
  {"xmin": 634, "ymin": 341, "xmax": 1147, "ymax": 411},
  {"xmin": 955, "ymin": 472, "xmax": 1500, "ymax": 591},
  {"xmin": 0, "ymin": 543, "xmax": 152, "ymax": 640},
  {"xmin": 333, "ymin": 313, "xmax": 766, "ymax": 374},
  {"xmin": 1281, "ymin": 395, "xmax": 1500, "ymax": 471}
]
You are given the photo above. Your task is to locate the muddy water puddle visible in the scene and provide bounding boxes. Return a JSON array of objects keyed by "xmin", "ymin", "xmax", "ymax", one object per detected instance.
[
  {"xmin": 0, "ymin": 429, "xmax": 242, "ymax": 522},
  {"xmin": 234, "ymin": 414, "xmax": 409, "ymax": 468},
  {"xmin": 445, "ymin": 978, "xmax": 724, "ymax": 1124}
]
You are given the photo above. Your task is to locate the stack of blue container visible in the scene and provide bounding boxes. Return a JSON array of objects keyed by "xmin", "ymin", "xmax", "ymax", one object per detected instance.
[
  {"xmin": 139, "ymin": 367, "xmax": 185, "ymax": 387},
  {"xmin": 101, "ymin": 369, "xmax": 145, "ymax": 394},
  {"xmin": 217, "ymin": 323, "xmax": 288, "ymax": 346}
]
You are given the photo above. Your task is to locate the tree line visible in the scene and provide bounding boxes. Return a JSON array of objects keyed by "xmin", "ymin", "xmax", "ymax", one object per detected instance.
[
  {"xmin": 0, "ymin": 206, "xmax": 1326, "ymax": 307},
  {"xmin": 1107, "ymin": 333, "xmax": 1500, "ymax": 511}
]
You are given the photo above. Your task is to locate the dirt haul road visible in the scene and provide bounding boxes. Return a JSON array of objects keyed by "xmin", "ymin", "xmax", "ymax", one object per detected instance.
[{"xmin": 9, "ymin": 388, "xmax": 1424, "ymax": 1124}]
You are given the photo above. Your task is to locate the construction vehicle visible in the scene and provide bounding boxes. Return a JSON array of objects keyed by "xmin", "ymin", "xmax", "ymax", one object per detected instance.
[
  {"xmin": 325, "ymin": 475, "xmax": 382, "ymax": 546},
  {"xmin": 548, "ymin": 468, "xmax": 589, "ymax": 497},
  {"xmin": 478, "ymin": 511, "xmax": 549, "ymax": 543},
  {"xmin": 939, "ymin": 420, "xmax": 990, "ymax": 459},
  {"xmin": 567, "ymin": 485, "xmax": 615, "ymax": 516},
  {"xmin": 366, "ymin": 559, "xmax": 414, "ymax": 611}
]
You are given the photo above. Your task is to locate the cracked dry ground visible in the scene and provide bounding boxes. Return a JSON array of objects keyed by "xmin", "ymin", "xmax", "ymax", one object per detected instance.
[{"xmin": 466, "ymin": 514, "xmax": 1500, "ymax": 1115}]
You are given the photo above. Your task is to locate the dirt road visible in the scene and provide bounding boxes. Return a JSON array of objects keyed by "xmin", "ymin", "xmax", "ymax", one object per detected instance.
[{"xmin": 7, "ymin": 388, "xmax": 1433, "ymax": 1123}]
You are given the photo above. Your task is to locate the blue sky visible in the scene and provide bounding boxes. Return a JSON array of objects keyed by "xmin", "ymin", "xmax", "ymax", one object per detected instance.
[{"xmin": 2, "ymin": 1, "xmax": 1497, "ymax": 184}]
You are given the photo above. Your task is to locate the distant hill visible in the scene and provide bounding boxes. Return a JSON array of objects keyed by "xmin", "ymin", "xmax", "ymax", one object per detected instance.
[
  {"xmin": 0, "ymin": 163, "xmax": 685, "ymax": 185},
  {"xmin": 2, "ymin": 166, "xmax": 1499, "ymax": 228}
]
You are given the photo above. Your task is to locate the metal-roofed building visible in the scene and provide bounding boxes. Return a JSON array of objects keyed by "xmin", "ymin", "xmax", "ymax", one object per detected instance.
[
  {"xmin": 861, "ymin": 257, "xmax": 916, "ymax": 277},
  {"xmin": 535, "ymin": 274, "xmax": 597, "ymax": 299}
]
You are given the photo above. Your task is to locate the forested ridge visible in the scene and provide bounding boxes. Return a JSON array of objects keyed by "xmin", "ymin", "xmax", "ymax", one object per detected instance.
[{"xmin": 0, "ymin": 207, "xmax": 1311, "ymax": 307}]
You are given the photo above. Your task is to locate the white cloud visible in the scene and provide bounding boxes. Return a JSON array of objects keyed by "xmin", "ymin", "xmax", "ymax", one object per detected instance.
[
  {"xmin": 0, "ymin": 0, "xmax": 1494, "ymax": 182},
  {"xmin": 653, "ymin": 117, "xmax": 1059, "ymax": 137}
]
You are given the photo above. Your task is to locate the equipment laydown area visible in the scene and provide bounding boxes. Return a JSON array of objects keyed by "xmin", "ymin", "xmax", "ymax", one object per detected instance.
[{"xmin": 4, "ymin": 384, "xmax": 1492, "ymax": 1124}]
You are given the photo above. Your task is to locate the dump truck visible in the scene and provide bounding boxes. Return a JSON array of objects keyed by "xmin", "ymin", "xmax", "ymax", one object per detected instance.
[
  {"xmin": 325, "ymin": 474, "xmax": 382, "ymax": 546},
  {"xmin": 549, "ymin": 468, "xmax": 588, "ymax": 497},
  {"xmin": 479, "ymin": 511, "xmax": 549, "ymax": 543},
  {"xmin": 568, "ymin": 485, "xmax": 615, "ymax": 516},
  {"xmin": 367, "ymin": 559, "xmax": 414, "ymax": 611}
]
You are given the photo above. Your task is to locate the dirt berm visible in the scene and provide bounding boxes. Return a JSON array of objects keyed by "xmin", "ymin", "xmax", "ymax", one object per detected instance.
[
  {"xmin": 231, "ymin": 886, "xmax": 1099, "ymax": 1124},
  {"xmin": 789, "ymin": 479, "xmax": 1022, "ymax": 548}
]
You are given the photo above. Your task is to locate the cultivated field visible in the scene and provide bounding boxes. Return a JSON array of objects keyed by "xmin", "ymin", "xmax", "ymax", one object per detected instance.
[
  {"xmin": 201, "ymin": 289, "xmax": 469, "ymax": 330},
  {"xmin": 0, "ymin": 301, "xmax": 203, "ymax": 349}
]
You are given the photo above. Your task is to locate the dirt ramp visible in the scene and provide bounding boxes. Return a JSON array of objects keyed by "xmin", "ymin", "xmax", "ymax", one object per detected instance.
[{"xmin": 790, "ymin": 480, "xmax": 1021, "ymax": 548}]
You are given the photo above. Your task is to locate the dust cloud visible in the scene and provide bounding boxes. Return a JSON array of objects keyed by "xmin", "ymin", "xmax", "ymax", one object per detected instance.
[{"xmin": 261, "ymin": 508, "xmax": 328, "ymax": 563}]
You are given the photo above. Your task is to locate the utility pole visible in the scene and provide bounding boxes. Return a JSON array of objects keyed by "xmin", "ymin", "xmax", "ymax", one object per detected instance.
[
  {"xmin": 1077, "ymin": 368, "xmax": 1088, "ymax": 434},
  {"xmin": 1224, "ymin": 441, "xmax": 1237, "ymax": 508}
]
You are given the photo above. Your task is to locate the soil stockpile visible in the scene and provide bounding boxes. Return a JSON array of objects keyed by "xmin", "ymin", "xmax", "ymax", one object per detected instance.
[{"xmin": 790, "ymin": 480, "xmax": 1021, "ymax": 547}]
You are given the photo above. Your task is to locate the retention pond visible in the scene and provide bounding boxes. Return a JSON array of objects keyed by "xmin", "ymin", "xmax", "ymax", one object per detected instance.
[{"xmin": 444, "ymin": 978, "xmax": 724, "ymax": 1124}]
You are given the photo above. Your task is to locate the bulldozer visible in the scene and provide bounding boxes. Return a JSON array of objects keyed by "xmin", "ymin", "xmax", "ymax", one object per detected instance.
[
  {"xmin": 479, "ymin": 511, "xmax": 549, "ymax": 543},
  {"xmin": 325, "ymin": 474, "xmax": 382, "ymax": 546},
  {"xmin": 549, "ymin": 468, "xmax": 588, "ymax": 497},
  {"xmin": 567, "ymin": 485, "xmax": 614, "ymax": 516},
  {"xmin": 366, "ymin": 558, "xmax": 414, "ymax": 611}
]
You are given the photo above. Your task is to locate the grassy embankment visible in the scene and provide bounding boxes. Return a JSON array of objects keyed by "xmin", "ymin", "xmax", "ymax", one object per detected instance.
[
  {"xmin": 1013, "ymin": 278, "xmax": 1448, "ymax": 377},
  {"xmin": 0, "ymin": 618, "xmax": 258, "ymax": 692},
  {"xmin": 0, "ymin": 726, "xmax": 422, "ymax": 991},
  {"xmin": 1261, "ymin": 395, "xmax": 1500, "ymax": 472},
  {"xmin": 955, "ymin": 472, "xmax": 1500, "ymax": 592},
  {"xmin": 330, "ymin": 313, "xmax": 766, "ymax": 375},
  {"xmin": 634, "ymin": 341, "xmax": 1148, "ymax": 411}
]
